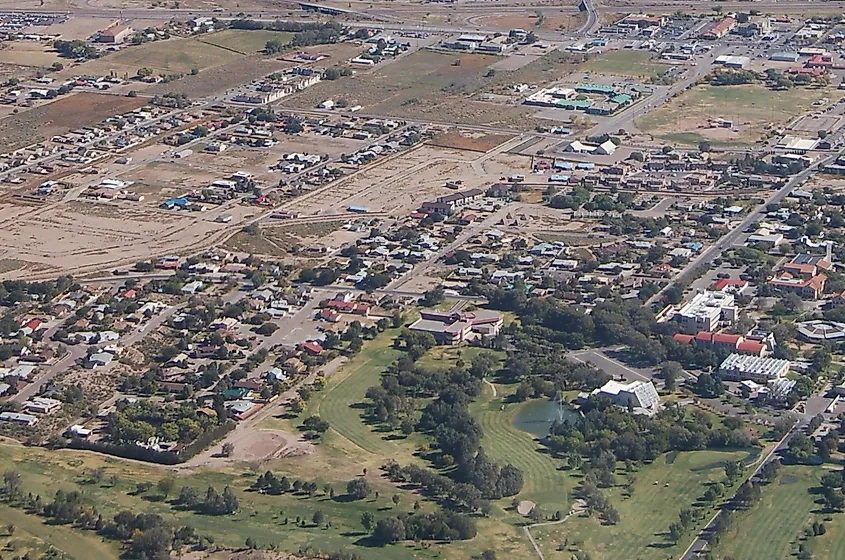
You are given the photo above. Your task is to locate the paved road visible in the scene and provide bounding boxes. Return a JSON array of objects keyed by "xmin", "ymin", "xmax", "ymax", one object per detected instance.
[
  {"xmin": 646, "ymin": 152, "xmax": 840, "ymax": 308},
  {"xmin": 678, "ymin": 421, "xmax": 799, "ymax": 560}
]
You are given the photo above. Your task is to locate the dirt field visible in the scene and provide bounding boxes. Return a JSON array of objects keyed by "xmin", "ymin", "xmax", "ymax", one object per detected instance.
[
  {"xmin": 0, "ymin": 197, "xmax": 235, "ymax": 277},
  {"xmin": 0, "ymin": 42, "xmax": 63, "ymax": 67},
  {"xmin": 81, "ymin": 36, "xmax": 244, "ymax": 77},
  {"xmin": 282, "ymin": 48, "xmax": 582, "ymax": 130},
  {"xmin": 198, "ymin": 29, "xmax": 294, "ymax": 55},
  {"xmin": 636, "ymin": 84, "xmax": 833, "ymax": 146},
  {"xmin": 281, "ymin": 143, "xmax": 531, "ymax": 219},
  {"xmin": 0, "ymin": 92, "xmax": 146, "ymax": 151},
  {"xmin": 430, "ymin": 130, "xmax": 516, "ymax": 152},
  {"xmin": 471, "ymin": 10, "xmax": 587, "ymax": 32},
  {"xmin": 144, "ymin": 42, "xmax": 360, "ymax": 98}
]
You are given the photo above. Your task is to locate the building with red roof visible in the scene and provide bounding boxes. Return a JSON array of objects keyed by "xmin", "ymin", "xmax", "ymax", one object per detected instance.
[
  {"xmin": 300, "ymin": 341, "xmax": 323, "ymax": 355},
  {"xmin": 710, "ymin": 278, "xmax": 749, "ymax": 293}
]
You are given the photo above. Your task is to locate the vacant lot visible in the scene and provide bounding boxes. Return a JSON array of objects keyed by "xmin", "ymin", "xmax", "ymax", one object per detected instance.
[
  {"xmin": 714, "ymin": 465, "xmax": 845, "ymax": 560},
  {"xmin": 637, "ymin": 84, "xmax": 832, "ymax": 146},
  {"xmin": 282, "ymin": 49, "xmax": 582, "ymax": 130},
  {"xmin": 532, "ymin": 449, "xmax": 756, "ymax": 560},
  {"xmin": 198, "ymin": 29, "xmax": 294, "ymax": 55},
  {"xmin": 430, "ymin": 130, "xmax": 515, "ymax": 152},
  {"xmin": 0, "ymin": 91, "xmax": 145, "ymax": 150},
  {"xmin": 0, "ymin": 41, "xmax": 63, "ymax": 67},
  {"xmin": 82, "ymin": 37, "xmax": 244, "ymax": 76},
  {"xmin": 583, "ymin": 50, "xmax": 671, "ymax": 79},
  {"xmin": 474, "ymin": 11, "xmax": 586, "ymax": 32}
]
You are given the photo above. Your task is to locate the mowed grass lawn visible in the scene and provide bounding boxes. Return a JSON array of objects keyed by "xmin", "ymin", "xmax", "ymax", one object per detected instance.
[
  {"xmin": 470, "ymin": 388, "xmax": 574, "ymax": 516},
  {"xmin": 583, "ymin": 50, "xmax": 671, "ymax": 78},
  {"xmin": 199, "ymin": 29, "xmax": 293, "ymax": 55},
  {"xmin": 636, "ymin": 84, "xmax": 831, "ymax": 145},
  {"xmin": 532, "ymin": 449, "xmax": 755, "ymax": 560},
  {"xmin": 715, "ymin": 465, "xmax": 845, "ymax": 560},
  {"xmin": 308, "ymin": 330, "xmax": 415, "ymax": 462}
]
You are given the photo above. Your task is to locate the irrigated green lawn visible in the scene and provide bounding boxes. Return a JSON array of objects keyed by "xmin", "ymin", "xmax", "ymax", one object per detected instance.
[
  {"xmin": 308, "ymin": 331, "xmax": 414, "ymax": 463},
  {"xmin": 583, "ymin": 50, "xmax": 671, "ymax": 78},
  {"xmin": 532, "ymin": 449, "xmax": 755, "ymax": 560},
  {"xmin": 714, "ymin": 465, "xmax": 845, "ymax": 560},
  {"xmin": 470, "ymin": 387, "xmax": 573, "ymax": 516}
]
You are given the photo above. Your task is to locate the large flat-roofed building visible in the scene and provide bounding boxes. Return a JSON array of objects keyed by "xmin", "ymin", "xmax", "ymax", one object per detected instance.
[
  {"xmin": 674, "ymin": 290, "xmax": 737, "ymax": 334},
  {"xmin": 98, "ymin": 23, "xmax": 132, "ymax": 43},
  {"xmin": 719, "ymin": 354, "xmax": 790, "ymax": 383},
  {"xmin": 409, "ymin": 309, "xmax": 503, "ymax": 345},
  {"xmin": 701, "ymin": 17, "xmax": 736, "ymax": 39},
  {"xmin": 421, "ymin": 188, "xmax": 484, "ymax": 215},
  {"xmin": 591, "ymin": 380, "xmax": 660, "ymax": 413},
  {"xmin": 0, "ymin": 411, "xmax": 38, "ymax": 426}
]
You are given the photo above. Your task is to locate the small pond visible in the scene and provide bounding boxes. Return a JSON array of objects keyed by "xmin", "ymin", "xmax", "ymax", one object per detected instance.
[{"xmin": 512, "ymin": 398, "xmax": 580, "ymax": 439}]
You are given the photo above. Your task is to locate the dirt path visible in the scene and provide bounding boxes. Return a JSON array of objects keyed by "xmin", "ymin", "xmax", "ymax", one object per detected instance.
[
  {"xmin": 179, "ymin": 356, "xmax": 347, "ymax": 469},
  {"xmin": 523, "ymin": 499, "xmax": 586, "ymax": 560},
  {"xmin": 483, "ymin": 378, "xmax": 497, "ymax": 397}
]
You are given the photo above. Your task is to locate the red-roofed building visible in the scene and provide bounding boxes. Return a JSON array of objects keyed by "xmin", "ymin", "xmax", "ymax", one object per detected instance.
[
  {"xmin": 122, "ymin": 289, "xmax": 137, "ymax": 299},
  {"xmin": 22, "ymin": 318, "xmax": 43, "ymax": 331},
  {"xmin": 710, "ymin": 278, "xmax": 749, "ymax": 293},
  {"xmin": 807, "ymin": 54, "xmax": 834, "ymax": 68},
  {"xmin": 300, "ymin": 341, "xmax": 323, "ymax": 355},
  {"xmin": 737, "ymin": 340, "xmax": 765, "ymax": 356},
  {"xmin": 695, "ymin": 331, "xmax": 714, "ymax": 343},
  {"xmin": 711, "ymin": 332, "xmax": 742, "ymax": 350},
  {"xmin": 781, "ymin": 262, "xmax": 818, "ymax": 279},
  {"xmin": 675, "ymin": 330, "xmax": 766, "ymax": 355},
  {"xmin": 769, "ymin": 273, "xmax": 827, "ymax": 299}
]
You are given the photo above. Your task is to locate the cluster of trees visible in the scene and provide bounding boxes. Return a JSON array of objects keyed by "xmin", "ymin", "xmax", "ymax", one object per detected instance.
[
  {"xmin": 0, "ymin": 276, "xmax": 75, "ymax": 309},
  {"xmin": 384, "ymin": 462, "xmax": 493, "ymax": 514},
  {"xmin": 818, "ymin": 468, "xmax": 845, "ymax": 511},
  {"xmin": 371, "ymin": 510, "xmax": 476, "ymax": 545},
  {"xmin": 710, "ymin": 69, "xmax": 758, "ymax": 86},
  {"xmin": 230, "ymin": 19, "xmax": 345, "ymax": 47},
  {"xmin": 545, "ymin": 400, "xmax": 756, "ymax": 462},
  {"xmin": 53, "ymin": 39, "xmax": 98, "ymax": 59},
  {"xmin": 549, "ymin": 185, "xmax": 592, "ymax": 210},
  {"xmin": 105, "ymin": 399, "xmax": 217, "ymax": 445},
  {"xmin": 173, "ymin": 485, "xmax": 239, "ymax": 515},
  {"xmin": 667, "ymin": 507, "xmax": 703, "ymax": 544},
  {"xmin": 574, "ymin": 483, "xmax": 619, "ymax": 525},
  {"xmin": 252, "ymin": 471, "xmax": 324, "ymax": 497},
  {"xmin": 732, "ymin": 153, "xmax": 807, "ymax": 178},
  {"xmin": 2, "ymin": 474, "xmax": 204, "ymax": 559}
]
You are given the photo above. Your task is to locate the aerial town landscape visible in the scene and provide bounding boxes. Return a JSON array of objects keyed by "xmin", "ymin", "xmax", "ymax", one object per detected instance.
[{"xmin": 4, "ymin": 0, "xmax": 845, "ymax": 559}]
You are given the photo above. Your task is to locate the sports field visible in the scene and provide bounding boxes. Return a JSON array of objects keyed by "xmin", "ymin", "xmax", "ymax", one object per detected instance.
[
  {"xmin": 636, "ymin": 84, "xmax": 832, "ymax": 146},
  {"xmin": 714, "ymin": 465, "xmax": 845, "ymax": 560}
]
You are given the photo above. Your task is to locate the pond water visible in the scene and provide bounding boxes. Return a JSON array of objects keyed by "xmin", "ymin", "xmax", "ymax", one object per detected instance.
[{"xmin": 512, "ymin": 398, "xmax": 580, "ymax": 439}]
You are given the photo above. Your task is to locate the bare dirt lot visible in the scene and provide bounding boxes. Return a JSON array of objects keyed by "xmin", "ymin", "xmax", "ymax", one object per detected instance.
[
  {"xmin": 0, "ymin": 199, "xmax": 230, "ymax": 277},
  {"xmin": 0, "ymin": 92, "xmax": 146, "ymax": 151},
  {"xmin": 282, "ymin": 143, "xmax": 531, "ymax": 218},
  {"xmin": 281, "ymin": 49, "xmax": 583, "ymax": 130},
  {"xmin": 144, "ymin": 42, "xmax": 360, "ymax": 98},
  {"xmin": 0, "ymin": 41, "xmax": 63, "ymax": 67},
  {"xmin": 430, "ymin": 130, "xmax": 516, "ymax": 152}
]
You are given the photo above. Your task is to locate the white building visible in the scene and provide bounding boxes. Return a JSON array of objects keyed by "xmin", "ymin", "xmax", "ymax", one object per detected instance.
[
  {"xmin": 719, "ymin": 354, "xmax": 790, "ymax": 383},
  {"xmin": 591, "ymin": 380, "xmax": 660, "ymax": 413},
  {"xmin": 674, "ymin": 291, "xmax": 737, "ymax": 334}
]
